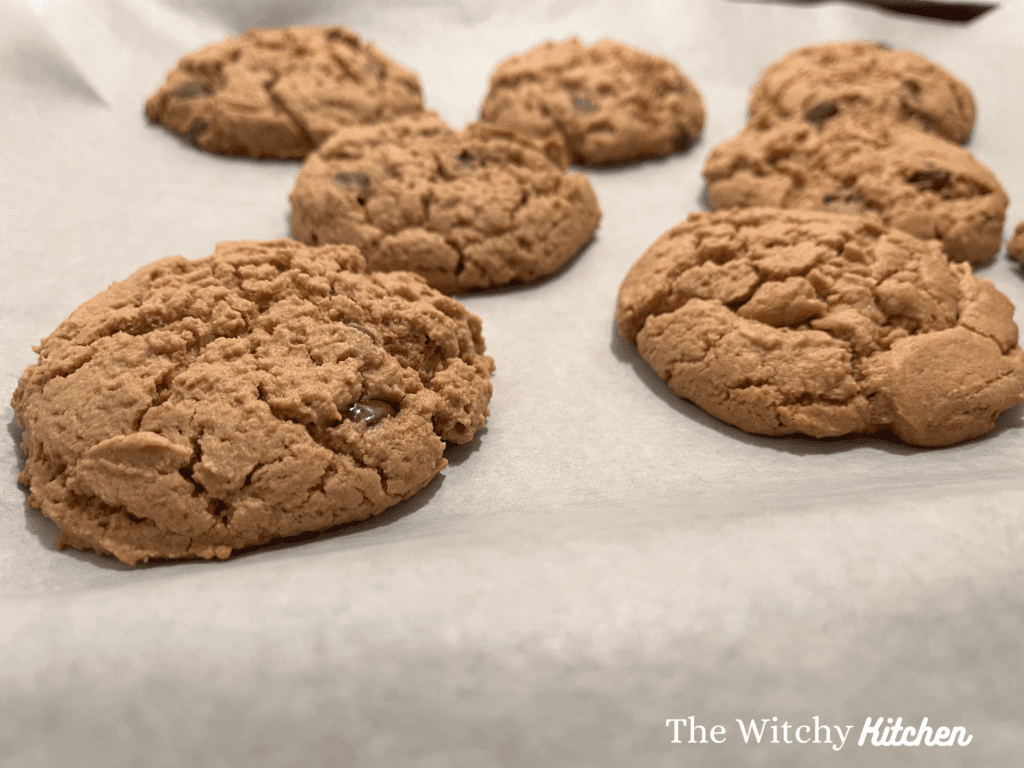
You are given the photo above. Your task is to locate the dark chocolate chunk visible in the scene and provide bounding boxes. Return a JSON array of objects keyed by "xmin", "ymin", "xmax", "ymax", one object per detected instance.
[
  {"xmin": 907, "ymin": 168, "xmax": 951, "ymax": 192},
  {"xmin": 572, "ymin": 95, "xmax": 597, "ymax": 113},
  {"xmin": 804, "ymin": 101, "xmax": 839, "ymax": 127}
]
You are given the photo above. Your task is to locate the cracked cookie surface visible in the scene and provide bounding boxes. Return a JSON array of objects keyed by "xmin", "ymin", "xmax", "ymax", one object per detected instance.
[
  {"xmin": 479, "ymin": 38, "xmax": 705, "ymax": 165},
  {"xmin": 12, "ymin": 239, "xmax": 494, "ymax": 565},
  {"xmin": 1008, "ymin": 221, "xmax": 1024, "ymax": 264},
  {"xmin": 703, "ymin": 116, "xmax": 1008, "ymax": 264},
  {"xmin": 289, "ymin": 115, "xmax": 602, "ymax": 292},
  {"xmin": 145, "ymin": 26, "xmax": 424, "ymax": 159},
  {"xmin": 615, "ymin": 208, "xmax": 1023, "ymax": 447},
  {"xmin": 748, "ymin": 41, "xmax": 975, "ymax": 144}
]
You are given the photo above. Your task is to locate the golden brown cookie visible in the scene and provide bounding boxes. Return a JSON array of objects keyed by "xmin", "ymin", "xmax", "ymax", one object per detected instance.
[
  {"xmin": 145, "ymin": 26, "xmax": 424, "ymax": 159},
  {"xmin": 12, "ymin": 239, "xmax": 494, "ymax": 565},
  {"xmin": 289, "ymin": 115, "xmax": 602, "ymax": 293},
  {"xmin": 748, "ymin": 41, "xmax": 975, "ymax": 144},
  {"xmin": 703, "ymin": 116, "xmax": 1008, "ymax": 264},
  {"xmin": 1008, "ymin": 221, "xmax": 1024, "ymax": 263},
  {"xmin": 615, "ymin": 208, "xmax": 1023, "ymax": 447},
  {"xmin": 479, "ymin": 38, "xmax": 705, "ymax": 165}
]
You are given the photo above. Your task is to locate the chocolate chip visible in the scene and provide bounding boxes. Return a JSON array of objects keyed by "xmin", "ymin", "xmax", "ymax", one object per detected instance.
[
  {"xmin": 173, "ymin": 82, "xmax": 208, "ymax": 99},
  {"xmin": 456, "ymin": 150, "xmax": 475, "ymax": 166},
  {"xmin": 185, "ymin": 119, "xmax": 207, "ymax": 143},
  {"xmin": 804, "ymin": 101, "xmax": 839, "ymax": 127},
  {"xmin": 822, "ymin": 191, "xmax": 865, "ymax": 210},
  {"xmin": 907, "ymin": 168, "xmax": 951, "ymax": 192},
  {"xmin": 333, "ymin": 172, "xmax": 371, "ymax": 204},
  {"xmin": 901, "ymin": 79, "xmax": 922, "ymax": 98},
  {"xmin": 344, "ymin": 399, "xmax": 396, "ymax": 427},
  {"xmin": 572, "ymin": 95, "xmax": 597, "ymax": 113}
]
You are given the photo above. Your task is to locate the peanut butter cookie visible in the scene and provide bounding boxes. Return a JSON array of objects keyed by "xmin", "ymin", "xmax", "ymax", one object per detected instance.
[
  {"xmin": 145, "ymin": 26, "xmax": 424, "ymax": 158},
  {"xmin": 748, "ymin": 41, "xmax": 975, "ymax": 144},
  {"xmin": 289, "ymin": 115, "xmax": 602, "ymax": 293},
  {"xmin": 12, "ymin": 239, "xmax": 494, "ymax": 565},
  {"xmin": 479, "ymin": 38, "xmax": 705, "ymax": 165},
  {"xmin": 615, "ymin": 208, "xmax": 1023, "ymax": 447},
  {"xmin": 703, "ymin": 116, "xmax": 1008, "ymax": 264},
  {"xmin": 1008, "ymin": 221, "xmax": 1024, "ymax": 263}
]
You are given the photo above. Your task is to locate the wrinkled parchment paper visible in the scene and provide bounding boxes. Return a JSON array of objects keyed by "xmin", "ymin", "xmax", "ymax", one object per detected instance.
[{"xmin": 1, "ymin": 1, "xmax": 1022, "ymax": 765}]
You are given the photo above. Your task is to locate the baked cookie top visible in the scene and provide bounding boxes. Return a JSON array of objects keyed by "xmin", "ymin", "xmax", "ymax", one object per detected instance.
[
  {"xmin": 479, "ymin": 38, "xmax": 705, "ymax": 165},
  {"xmin": 145, "ymin": 26, "xmax": 424, "ymax": 159},
  {"xmin": 289, "ymin": 114, "xmax": 602, "ymax": 293},
  {"xmin": 1008, "ymin": 221, "xmax": 1024, "ymax": 264},
  {"xmin": 703, "ymin": 116, "xmax": 1008, "ymax": 264},
  {"xmin": 616, "ymin": 208, "xmax": 1023, "ymax": 447},
  {"xmin": 748, "ymin": 41, "xmax": 975, "ymax": 144},
  {"xmin": 12, "ymin": 239, "xmax": 494, "ymax": 565}
]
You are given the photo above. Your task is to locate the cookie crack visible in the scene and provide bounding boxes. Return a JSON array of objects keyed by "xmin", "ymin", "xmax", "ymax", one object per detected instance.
[{"xmin": 264, "ymin": 73, "xmax": 317, "ymax": 151}]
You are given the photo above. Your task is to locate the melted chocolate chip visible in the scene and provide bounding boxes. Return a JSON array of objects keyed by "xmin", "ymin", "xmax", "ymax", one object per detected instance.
[
  {"xmin": 456, "ymin": 150, "xmax": 475, "ymax": 166},
  {"xmin": 572, "ymin": 95, "xmax": 597, "ymax": 113},
  {"xmin": 334, "ymin": 172, "xmax": 371, "ymax": 204},
  {"xmin": 344, "ymin": 399, "xmax": 396, "ymax": 427},
  {"xmin": 804, "ymin": 101, "xmax": 839, "ymax": 127},
  {"xmin": 907, "ymin": 168, "xmax": 951, "ymax": 192}
]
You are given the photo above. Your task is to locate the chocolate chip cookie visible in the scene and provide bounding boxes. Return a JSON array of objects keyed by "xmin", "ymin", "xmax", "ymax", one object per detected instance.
[
  {"xmin": 145, "ymin": 26, "xmax": 424, "ymax": 159},
  {"xmin": 12, "ymin": 239, "xmax": 494, "ymax": 565},
  {"xmin": 615, "ymin": 208, "xmax": 1023, "ymax": 447},
  {"xmin": 748, "ymin": 41, "xmax": 975, "ymax": 144},
  {"xmin": 479, "ymin": 38, "xmax": 705, "ymax": 165},
  {"xmin": 1008, "ymin": 221, "xmax": 1024, "ymax": 263},
  {"xmin": 289, "ymin": 116, "xmax": 602, "ymax": 292},
  {"xmin": 703, "ymin": 116, "xmax": 1008, "ymax": 264}
]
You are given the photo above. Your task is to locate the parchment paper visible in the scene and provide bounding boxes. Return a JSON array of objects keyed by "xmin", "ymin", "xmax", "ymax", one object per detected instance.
[{"xmin": 2, "ymin": 1, "xmax": 1022, "ymax": 766}]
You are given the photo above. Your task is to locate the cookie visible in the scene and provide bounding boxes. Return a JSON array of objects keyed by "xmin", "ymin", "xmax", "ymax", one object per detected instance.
[
  {"xmin": 748, "ymin": 41, "xmax": 975, "ymax": 144},
  {"xmin": 615, "ymin": 208, "xmax": 1024, "ymax": 447},
  {"xmin": 1008, "ymin": 221, "xmax": 1024, "ymax": 263},
  {"xmin": 479, "ymin": 38, "xmax": 705, "ymax": 165},
  {"xmin": 12, "ymin": 239, "xmax": 494, "ymax": 565},
  {"xmin": 289, "ymin": 115, "xmax": 602, "ymax": 293},
  {"xmin": 703, "ymin": 116, "xmax": 1008, "ymax": 264},
  {"xmin": 145, "ymin": 26, "xmax": 424, "ymax": 159}
]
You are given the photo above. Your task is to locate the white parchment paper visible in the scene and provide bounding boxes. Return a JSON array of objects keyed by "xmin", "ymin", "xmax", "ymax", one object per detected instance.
[{"xmin": 1, "ymin": 1, "xmax": 1022, "ymax": 766}]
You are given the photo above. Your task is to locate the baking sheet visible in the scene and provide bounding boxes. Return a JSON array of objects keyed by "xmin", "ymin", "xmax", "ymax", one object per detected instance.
[{"xmin": 1, "ymin": 1, "xmax": 1022, "ymax": 766}]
